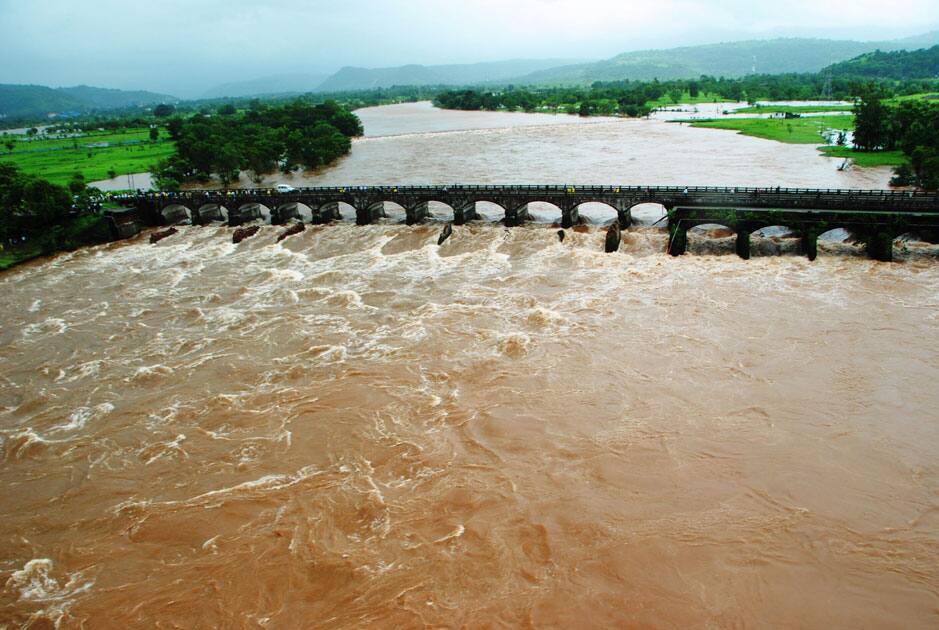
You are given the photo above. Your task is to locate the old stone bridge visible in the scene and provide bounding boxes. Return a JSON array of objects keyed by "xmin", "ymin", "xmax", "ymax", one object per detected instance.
[{"xmin": 119, "ymin": 185, "xmax": 939, "ymax": 262}]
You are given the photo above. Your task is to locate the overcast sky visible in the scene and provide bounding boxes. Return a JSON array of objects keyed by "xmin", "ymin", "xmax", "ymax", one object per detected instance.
[{"xmin": 1, "ymin": 0, "xmax": 937, "ymax": 97}]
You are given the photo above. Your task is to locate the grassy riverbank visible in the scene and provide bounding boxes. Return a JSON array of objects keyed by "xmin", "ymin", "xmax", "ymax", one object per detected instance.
[
  {"xmin": 689, "ymin": 115, "xmax": 854, "ymax": 143},
  {"xmin": 0, "ymin": 214, "xmax": 112, "ymax": 271},
  {"xmin": 733, "ymin": 104, "xmax": 852, "ymax": 114},
  {"xmin": 0, "ymin": 127, "xmax": 174, "ymax": 186},
  {"xmin": 818, "ymin": 147, "xmax": 907, "ymax": 167},
  {"xmin": 688, "ymin": 115, "xmax": 905, "ymax": 167}
]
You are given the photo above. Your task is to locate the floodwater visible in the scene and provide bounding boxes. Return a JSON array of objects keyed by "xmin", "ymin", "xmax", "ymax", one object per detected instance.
[
  {"xmin": 254, "ymin": 101, "xmax": 891, "ymax": 190},
  {"xmin": 4, "ymin": 103, "xmax": 939, "ymax": 628}
]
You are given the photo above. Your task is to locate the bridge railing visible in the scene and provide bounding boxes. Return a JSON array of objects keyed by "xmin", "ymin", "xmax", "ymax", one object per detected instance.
[{"xmin": 118, "ymin": 185, "xmax": 939, "ymax": 203}]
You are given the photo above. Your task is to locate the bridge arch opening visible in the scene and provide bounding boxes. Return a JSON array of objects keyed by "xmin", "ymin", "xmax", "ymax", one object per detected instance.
[
  {"xmin": 687, "ymin": 223, "xmax": 736, "ymax": 256},
  {"xmin": 161, "ymin": 204, "xmax": 192, "ymax": 225},
  {"xmin": 197, "ymin": 203, "xmax": 228, "ymax": 223},
  {"xmin": 750, "ymin": 225, "xmax": 801, "ymax": 257},
  {"xmin": 817, "ymin": 227, "xmax": 865, "ymax": 258},
  {"xmin": 276, "ymin": 202, "xmax": 314, "ymax": 223},
  {"xmin": 629, "ymin": 203, "xmax": 667, "ymax": 227},
  {"xmin": 427, "ymin": 201, "xmax": 455, "ymax": 221},
  {"xmin": 526, "ymin": 201, "xmax": 563, "ymax": 224},
  {"xmin": 893, "ymin": 231, "xmax": 939, "ymax": 260},
  {"xmin": 576, "ymin": 202, "xmax": 619, "ymax": 226},
  {"xmin": 336, "ymin": 202, "xmax": 357, "ymax": 222},
  {"xmin": 381, "ymin": 201, "xmax": 407, "ymax": 223},
  {"xmin": 235, "ymin": 202, "xmax": 273, "ymax": 224},
  {"xmin": 475, "ymin": 201, "xmax": 507, "ymax": 223}
]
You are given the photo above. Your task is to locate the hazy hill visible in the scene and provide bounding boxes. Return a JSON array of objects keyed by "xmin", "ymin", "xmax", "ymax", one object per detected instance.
[
  {"xmin": 826, "ymin": 45, "xmax": 939, "ymax": 79},
  {"xmin": 0, "ymin": 84, "xmax": 176, "ymax": 122},
  {"xmin": 201, "ymin": 73, "xmax": 332, "ymax": 98},
  {"xmin": 316, "ymin": 58, "xmax": 586, "ymax": 92},
  {"xmin": 508, "ymin": 33, "xmax": 939, "ymax": 85}
]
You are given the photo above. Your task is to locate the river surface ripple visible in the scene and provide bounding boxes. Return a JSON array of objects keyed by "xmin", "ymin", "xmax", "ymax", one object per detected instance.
[{"xmin": 4, "ymin": 103, "xmax": 939, "ymax": 628}]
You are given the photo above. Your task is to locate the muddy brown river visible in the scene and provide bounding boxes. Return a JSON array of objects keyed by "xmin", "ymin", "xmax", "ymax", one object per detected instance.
[{"xmin": 4, "ymin": 103, "xmax": 939, "ymax": 628}]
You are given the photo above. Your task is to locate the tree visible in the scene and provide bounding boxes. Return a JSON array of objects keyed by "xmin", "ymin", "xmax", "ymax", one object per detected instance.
[
  {"xmin": 149, "ymin": 126, "xmax": 159, "ymax": 141},
  {"xmin": 67, "ymin": 172, "xmax": 86, "ymax": 196},
  {"xmin": 853, "ymin": 88, "xmax": 889, "ymax": 151},
  {"xmin": 154, "ymin": 103, "xmax": 176, "ymax": 117},
  {"xmin": 218, "ymin": 103, "xmax": 237, "ymax": 116}
]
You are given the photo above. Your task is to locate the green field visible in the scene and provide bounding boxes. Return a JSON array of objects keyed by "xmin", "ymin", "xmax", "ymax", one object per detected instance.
[
  {"xmin": 819, "ymin": 146, "xmax": 907, "ymax": 167},
  {"xmin": 689, "ymin": 115, "xmax": 854, "ymax": 144},
  {"xmin": 688, "ymin": 115, "xmax": 904, "ymax": 167},
  {"xmin": 733, "ymin": 105, "xmax": 853, "ymax": 114},
  {"xmin": 0, "ymin": 127, "xmax": 173, "ymax": 186},
  {"xmin": 885, "ymin": 92, "xmax": 939, "ymax": 105},
  {"xmin": 647, "ymin": 92, "xmax": 735, "ymax": 108}
]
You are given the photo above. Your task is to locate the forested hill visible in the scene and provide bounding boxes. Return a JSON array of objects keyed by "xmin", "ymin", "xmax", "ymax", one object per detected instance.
[
  {"xmin": 826, "ymin": 46, "xmax": 939, "ymax": 79},
  {"xmin": 315, "ymin": 59, "xmax": 586, "ymax": 92},
  {"xmin": 0, "ymin": 84, "xmax": 176, "ymax": 123},
  {"xmin": 505, "ymin": 33, "xmax": 939, "ymax": 85}
]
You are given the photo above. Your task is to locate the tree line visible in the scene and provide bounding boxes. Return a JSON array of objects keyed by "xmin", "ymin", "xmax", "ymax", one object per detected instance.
[
  {"xmin": 153, "ymin": 100, "xmax": 363, "ymax": 190},
  {"xmin": 853, "ymin": 89, "xmax": 939, "ymax": 189},
  {"xmin": 433, "ymin": 73, "xmax": 939, "ymax": 119}
]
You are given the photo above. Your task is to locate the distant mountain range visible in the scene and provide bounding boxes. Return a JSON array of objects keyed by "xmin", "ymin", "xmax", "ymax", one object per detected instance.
[
  {"xmin": 0, "ymin": 84, "xmax": 175, "ymax": 122},
  {"xmin": 504, "ymin": 32, "xmax": 939, "ymax": 85},
  {"xmin": 314, "ymin": 58, "xmax": 587, "ymax": 92},
  {"xmin": 200, "ymin": 73, "xmax": 332, "ymax": 99}
]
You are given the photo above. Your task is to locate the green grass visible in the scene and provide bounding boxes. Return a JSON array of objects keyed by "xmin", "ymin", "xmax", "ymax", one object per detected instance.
[
  {"xmin": 733, "ymin": 105, "xmax": 853, "ymax": 114},
  {"xmin": 689, "ymin": 115, "xmax": 855, "ymax": 144},
  {"xmin": 0, "ymin": 214, "xmax": 111, "ymax": 271},
  {"xmin": 0, "ymin": 140, "xmax": 174, "ymax": 186},
  {"xmin": 819, "ymin": 147, "xmax": 907, "ymax": 167},
  {"xmin": 0, "ymin": 126, "xmax": 173, "ymax": 186},
  {"xmin": 647, "ymin": 92, "xmax": 735, "ymax": 108},
  {"xmin": 688, "ymin": 115, "xmax": 906, "ymax": 168},
  {"xmin": 2, "ymin": 127, "xmax": 169, "ymax": 152},
  {"xmin": 885, "ymin": 92, "xmax": 939, "ymax": 105}
]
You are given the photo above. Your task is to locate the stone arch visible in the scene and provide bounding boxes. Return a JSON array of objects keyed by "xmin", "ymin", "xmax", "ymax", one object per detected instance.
[
  {"xmin": 749, "ymin": 225, "xmax": 801, "ymax": 257},
  {"xmin": 229, "ymin": 202, "xmax": 271, "ymax": 227},
  {"xmin": 426, "ymin": 201, "xmax": 455, "ymax": 222},
  {"xmin": 355, "ymin": 201, "xmax": 388, "ymax": 225},
  {"xmin": 627, "ymin": 202, "xmax": 667, "ymax": 227},
  {"xmin": 472, "ymin": 200, "xmax": 508, "ymax": 223},
  {"xmin": 524, "ymin": 201, "xmax": 564, "ymax": 224},
  {"xmin": 575, "ymin": 201, "xmax": 621, "ymax": 226},
  {"xmin": 815, "ymin": 227, "xmax": 866, "ymax": 259},
  {"xmin": 334, "ymin": 202, "xmax": 358, "ymax": 222},
  {"xmin": 684, "ymin": 222, "xmax": 738, "ymax": 257},
  {"xmin": 161, "ymin": 204, "xmax": 192, "ymax": 225},
  {"xmin": 273, "ymin": 202, "xmax": 314, "ymax": 224},
  {"xmin": 893, "ymin": 230, "xmax": 939, "ymax": 261},
  {"xmin": 196, "ymin": 203, "xmax": 227, "ymax": 223},
  {"xmin": 382, "ymin": 201, "xmax": 407, "ymax": 223}
]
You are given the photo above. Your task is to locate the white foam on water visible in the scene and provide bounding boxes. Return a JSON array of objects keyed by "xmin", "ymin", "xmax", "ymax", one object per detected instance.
[
  {"xmin": 6, "ymin": 558, "xmax": 95, "ymax": 625},
  {"xmin": 50, "ymin": 402, "xmax": 114, "ymax": 434}
]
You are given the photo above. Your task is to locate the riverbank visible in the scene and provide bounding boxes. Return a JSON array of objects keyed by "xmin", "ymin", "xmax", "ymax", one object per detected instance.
[
  {"xmin": 0, "ymin": 214, "xmax": 112, "ymax": 271},
  {"xmin": 687, "ymin": 115, "xmax": 905, "ymax": 168}
]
